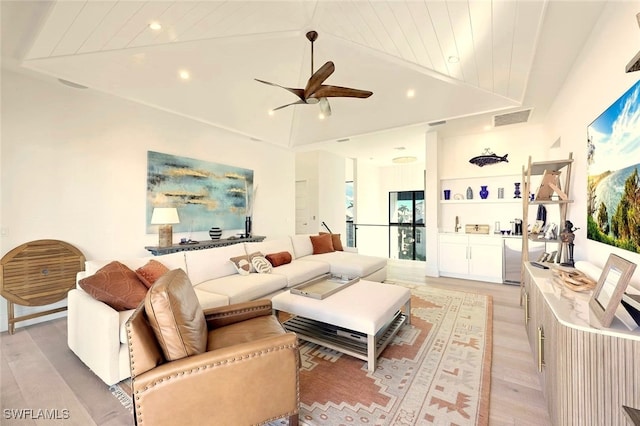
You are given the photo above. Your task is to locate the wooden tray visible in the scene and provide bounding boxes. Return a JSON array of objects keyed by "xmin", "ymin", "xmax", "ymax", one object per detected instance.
[
  {"xmin": 465, "ymin": 224, "xmax": 490, "ymax": 234},
  {"xmin": 290, "ymin": 274, "xmax": 359, "ymax": 299}
]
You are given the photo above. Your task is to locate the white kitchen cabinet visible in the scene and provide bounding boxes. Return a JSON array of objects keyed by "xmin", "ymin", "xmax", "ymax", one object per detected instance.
[{"xmin": 438, "ymin": 233, "xmax": 503, "ymax": 283}]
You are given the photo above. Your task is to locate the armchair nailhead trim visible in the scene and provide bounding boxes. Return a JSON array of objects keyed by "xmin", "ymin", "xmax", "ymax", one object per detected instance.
[
  {"xmin": 133, "ymin": 342, "xmax": 300, "ymax": 424},
  {"xmin": 207, "ymin": 304, "xmax": 270, "ymax": 319}
]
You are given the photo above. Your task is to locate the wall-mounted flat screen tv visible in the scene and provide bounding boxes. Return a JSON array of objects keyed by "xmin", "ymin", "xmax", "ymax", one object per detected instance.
[{"xmin": 587, "ymin": 79, "xmax": 640, "ymax": 253}]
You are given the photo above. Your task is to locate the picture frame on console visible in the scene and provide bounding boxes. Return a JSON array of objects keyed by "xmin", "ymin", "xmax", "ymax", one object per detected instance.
[{"xmin": 589, "ymin": 253, "xmax": 637, "ymax": 327}]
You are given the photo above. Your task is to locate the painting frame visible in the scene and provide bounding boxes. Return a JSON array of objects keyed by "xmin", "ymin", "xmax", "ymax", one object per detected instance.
[
  {"xmin": 146, "ymin": 151, "xmax": 254, "ymax": 234},
  {"xmin": 588, "ymin": 253, "xmax": 637, "ymax": 327}
]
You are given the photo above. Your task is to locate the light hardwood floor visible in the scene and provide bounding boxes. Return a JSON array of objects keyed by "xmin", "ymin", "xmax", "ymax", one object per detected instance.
[{"xmin": 1, "ymin": 261, "xmax": 551, "ymax": 425}]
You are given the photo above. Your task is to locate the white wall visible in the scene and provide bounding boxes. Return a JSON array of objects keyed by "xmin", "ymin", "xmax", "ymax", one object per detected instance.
[
  {"xmin": 542, "ymin": 1, "xmax": 640, "ymax": 290},
  {"xmin": 295, "ymin": 150, "xmax": 346, "ymax": 237},
  {"xmin": 0, "ymin": 69, "xmax": 295, "ymax": 331}
]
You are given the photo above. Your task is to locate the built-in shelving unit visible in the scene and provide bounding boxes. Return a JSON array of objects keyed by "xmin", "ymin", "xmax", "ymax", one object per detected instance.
[
  {"xmin": 439, "ymin": 173, "xmax": 523, "ymax": 235},
  {"xmin": 440, "ymin": 199, "xmax": 520, "ymax": 205},
  {"xmin": 440, "ymin": 173, "xmax": 521, "ymax": 202}
]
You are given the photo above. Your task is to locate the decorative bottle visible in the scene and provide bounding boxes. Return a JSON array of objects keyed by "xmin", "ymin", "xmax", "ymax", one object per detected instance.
[
  {"xmin": 245, "ymin": 216, "xmax": 252, "ymax": 238},
  {"xmin": 466, "ymin": 186, "xmax": 473, "ymax": 200}
]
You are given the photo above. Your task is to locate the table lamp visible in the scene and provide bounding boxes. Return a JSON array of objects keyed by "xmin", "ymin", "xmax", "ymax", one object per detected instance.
[{"xmin": 151, "ymin": 208, "xmax": 180, "ymax": 247}]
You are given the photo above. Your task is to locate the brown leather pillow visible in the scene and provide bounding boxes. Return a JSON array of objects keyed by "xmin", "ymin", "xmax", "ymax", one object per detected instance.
[
  {"xmin": 135, "ymin": 259, "xmax": 169, "ymax": 288},
  {"xmin": 319, "ymin": 232, "xmax": 344, "ymax": 251},
  {"xmin": 79, "ymin": 261, "xmax": 148, "ymax": 311},
  {"xmin": 145, "ymin": 269, "xmax": 207, "ymax": 361},
  {"xmin": 310, "ymin": 233, "xmax": 335, "ymax": 254},
  {"xmin": 265, "ymin": 251, "xmax": 292, "ymax": 267}
]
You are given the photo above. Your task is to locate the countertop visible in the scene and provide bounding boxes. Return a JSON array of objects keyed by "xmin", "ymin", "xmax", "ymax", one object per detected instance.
[
  {"xmin": 525, "ymin": 262, "xmax": 640, "ymax": 340},
  {"xmin": 439, "ymin": 231, "xmax": 522, "ymax": 239}
]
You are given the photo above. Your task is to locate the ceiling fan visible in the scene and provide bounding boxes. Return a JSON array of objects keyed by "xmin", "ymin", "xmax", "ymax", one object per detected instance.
[{"xmin": 255, "ymin": 31, "xmax": 373, "ymax": 117}]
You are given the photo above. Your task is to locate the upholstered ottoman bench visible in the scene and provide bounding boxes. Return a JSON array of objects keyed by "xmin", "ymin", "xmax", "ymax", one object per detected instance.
[{"xmin": 271, "ymin": 280, "xmax": 411, "ymax": 371}]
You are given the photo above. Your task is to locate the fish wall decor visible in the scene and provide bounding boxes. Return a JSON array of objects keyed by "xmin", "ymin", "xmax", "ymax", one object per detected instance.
[{"xmin": 469, "ymin": 148, "xmax": 509, "ymax": 167}]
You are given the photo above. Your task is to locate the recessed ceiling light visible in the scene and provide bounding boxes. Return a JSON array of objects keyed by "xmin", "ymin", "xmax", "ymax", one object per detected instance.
[
  {"xmin": 268, "ymin": 110, "xmax": 275, "ymax": 116},
  {"xmin": 149, "ymin": 22, "xmax": 162, "ymax": 31},
  {"xmin": 448, "ymin": 55, "xmax": 459, "ymax": 63},
  {"xmin": 392, "ymin": 156, "xmax": 417, "ymax": 164},
  {"xmin": 406, "ymin": 89, "xmax": 415, "ymax": 98},
  {"xmin": 318, "ymin": 113, "xmax": 326, "ymax": 120},
  {"xmin": 484, "ymin": 125, "xmax": 492, "ymax": 131},
  {"xmin": 178, "ymin": 70, "xmax": 190, "ymax": 80}
]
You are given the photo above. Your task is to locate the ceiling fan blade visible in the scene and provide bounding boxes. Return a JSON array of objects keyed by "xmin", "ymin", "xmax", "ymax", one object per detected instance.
[
  {"xmin": 304, "ymin": 61, "xmax": 335, "ymax": 99},
  {"xmin": 254, "ymin": 79, "xmax": 305, "ymax": 101},
  {"xmin": 272, "ymin": 100, "xmax": 307, "ymax": 111},
  {"xmin": 319, "ymin": 97, "xmax": 331, "ymax": 117},
  {"xmin": 312, "ymin": 85, "xmax": 373, "ymax": 99}
]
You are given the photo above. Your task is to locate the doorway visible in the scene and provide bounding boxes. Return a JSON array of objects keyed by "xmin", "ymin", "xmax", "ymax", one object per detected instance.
[{"xmin": 389, "ymin": 191, "xmax": 425, "ymax": 260}]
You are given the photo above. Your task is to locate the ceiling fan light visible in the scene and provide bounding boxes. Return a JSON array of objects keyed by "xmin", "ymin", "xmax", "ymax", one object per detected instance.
[{"xmin": 319, "ymin": 97, "xmax": 331, "ymax": 117}]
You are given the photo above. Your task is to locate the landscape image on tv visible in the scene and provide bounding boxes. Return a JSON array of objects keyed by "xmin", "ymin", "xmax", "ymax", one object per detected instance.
[{"xmin": 587, "ymin": 79, "xmax": 640, "ymax": 253}]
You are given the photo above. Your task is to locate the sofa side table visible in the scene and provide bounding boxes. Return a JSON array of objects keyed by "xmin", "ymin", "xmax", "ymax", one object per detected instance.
[
  {"xmin": 145, "ymin": 236, "xmax": 265, "ymax": 256},
  {"xmin": 0, "ymin": 239, "xmax": 85, "ymax": 334}
]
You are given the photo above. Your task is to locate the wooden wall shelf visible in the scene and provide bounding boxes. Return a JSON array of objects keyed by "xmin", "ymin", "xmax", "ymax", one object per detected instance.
[{"xmin": 145, "ymin": 236, "xmax": 265, "ymax": 256}]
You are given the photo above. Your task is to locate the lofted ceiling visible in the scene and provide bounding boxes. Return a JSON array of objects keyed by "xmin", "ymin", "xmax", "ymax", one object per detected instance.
[{"xmin": 2, "ymin": 1, "xmax": 606, "ymax": 165}]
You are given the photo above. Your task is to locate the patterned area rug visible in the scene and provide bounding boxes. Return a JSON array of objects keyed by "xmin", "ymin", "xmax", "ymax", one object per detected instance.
[{"xmin": 111, "ymin": 284, "xmax": 492, "ymax": 425}]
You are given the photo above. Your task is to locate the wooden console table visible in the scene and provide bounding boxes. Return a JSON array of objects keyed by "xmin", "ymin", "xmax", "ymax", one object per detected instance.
[
  {"xmin": 522, "ymin": 262, "xmax": 639, "ymax": 425},
  {"xmin": 1, "ymin": 240, "xmax": 85, "ymax": 334},
  {"xmin": 145, "ymin": 236, "xmax": 265, "ymax": 256}
]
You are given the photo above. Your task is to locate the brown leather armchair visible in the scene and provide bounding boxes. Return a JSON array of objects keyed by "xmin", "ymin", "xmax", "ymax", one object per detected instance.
[{"xmin": 126, "ymin": 269, "xmax": 299, "ymax": 426}]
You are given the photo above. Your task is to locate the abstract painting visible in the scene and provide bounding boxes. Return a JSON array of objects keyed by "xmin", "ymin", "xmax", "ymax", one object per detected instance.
[
  {"xmin": 146, "ymin": 151, "xmax": 253, "ymax": 234},
  {"xmin": 587, "ymin": 80, "xmax": 640, "ymax": 253}
]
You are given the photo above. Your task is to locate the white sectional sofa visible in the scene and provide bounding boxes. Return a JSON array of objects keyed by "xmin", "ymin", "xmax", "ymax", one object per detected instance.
[{"xmin": 67, "ymin": 234, "xmax": 387, "ymax": 385}]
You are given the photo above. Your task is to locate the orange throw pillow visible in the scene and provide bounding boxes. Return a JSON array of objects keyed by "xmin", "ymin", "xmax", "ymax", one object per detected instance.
[
  {"xmin": 79, "ymin": 261, "xmax": 148, "ymax": 311},
  {"xmin": 265, "ymin": 251, "xmax": 292, "ymax": 267},
  {"xmin": 310, "ymin": 234, "xmax": 335, "ymax": 254},
  {"xmin": 319, "ymin": 232, "xmax": 344, "ymax": 251},
  {"xmin": 136, "ymin": 259, "xmax": 169, "ymax": 288}
]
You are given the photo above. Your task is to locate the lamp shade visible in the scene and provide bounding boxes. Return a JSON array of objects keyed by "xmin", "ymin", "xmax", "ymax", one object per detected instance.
[{"xmin": 151, "ymin": 208, "xmax": 180, "ymax": 225}]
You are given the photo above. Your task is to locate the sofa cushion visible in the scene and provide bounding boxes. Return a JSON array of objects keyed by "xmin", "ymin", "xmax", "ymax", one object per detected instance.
[
  {"xmin": 193, "ymin": 288, "xmax": 230, "ymax": 310},
  {"xmin": 145, "ymin": 269, "xmax": 207, "ymax": 361},
  {"xmin": 78, "ymin": 261, "xmax": 148, "ymax": 311},
  {"xmin": 270, "ymin": 259, "xmax": 330, "ymax": 287},
  {"xmin": 195, "ymin": 274, "xmax": 287, "ymax": 305},
  {"xmin": 135, "ymin": 259, "xmax": 170, "ymax": 288},
  {"xmin": 310, "ymin": 251, "xmax": 387, "ymax": 278},
  {"xmin": 310, "ymin": 234, "xmax": 334, "ymax": 254},
  {"xmin": 290, "ymin": 234, "xmax": 314, "ymax": 258},
  {"xmin": 184, "ymin": 244, "xmax": 247, "ymax": 284},
  {"xmin": 265, "ymin": 251, "xmax": 292, "ymax": 267},
  {"xmin": 320, "ymin": 232, "xmax": 344, "ymax": 251}
]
